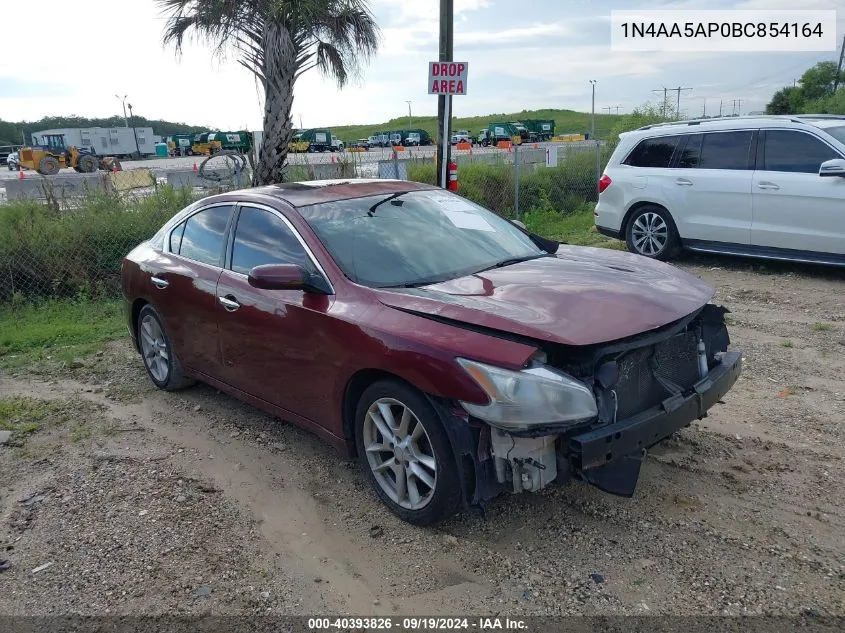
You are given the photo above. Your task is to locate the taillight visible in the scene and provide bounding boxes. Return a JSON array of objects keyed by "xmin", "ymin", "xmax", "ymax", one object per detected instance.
[{"xmin": 598, "ymin": 174, "xmax": 612, "ymax": 194}]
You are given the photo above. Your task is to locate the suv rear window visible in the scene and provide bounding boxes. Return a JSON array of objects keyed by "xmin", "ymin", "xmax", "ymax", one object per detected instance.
[{"xmin": 624, "ymin": 135, "xmax": 681, "ymax": 168}]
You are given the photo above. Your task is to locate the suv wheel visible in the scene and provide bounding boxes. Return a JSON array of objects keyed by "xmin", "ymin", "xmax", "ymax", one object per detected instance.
[{"xmin": 625, "ymin": 205, "xmax": 679, "ymax": 261}]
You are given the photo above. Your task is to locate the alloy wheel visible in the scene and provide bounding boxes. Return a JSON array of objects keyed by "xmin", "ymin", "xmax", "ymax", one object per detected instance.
[
  {"xmin": 362, "ymin": 398, "xmax": 437, "ymax": 510},
  {"xmin": 139, "ymin": 314, "xmax": 169, "ymax": 383},
  {"xmin": 631, "ymin": 212, "xmax": 669, "ymax": 256}
]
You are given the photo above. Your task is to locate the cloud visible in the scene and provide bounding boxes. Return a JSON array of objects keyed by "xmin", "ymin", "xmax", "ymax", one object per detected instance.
[{"xmin": 1, "ymin": 0, "xmax": 843, "ymax": 129}]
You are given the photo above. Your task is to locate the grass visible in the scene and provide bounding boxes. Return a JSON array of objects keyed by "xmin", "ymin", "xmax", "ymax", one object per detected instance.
[
  {"xmin": 779, "ymin": 340, "xmax": 794, "ymax": 348},
  {"xmin": 327, "ymin": 108, "xmax": 624, "ymax": 144},
  {"xmin": 524, "ymin": 206, "xmax": 626, "ymax": 249},
  {"xmin": 811, "ymin": 322, "xmax": 832, "ymax": 332},
  {"xmin": 0, "ymin": 299, "xmax": 125, "ymax": 370},
  {"xmin": 0, "ymin": 396, "xmax": 62, "ymax": 437},
  {"xmin": 0, "ymin": 186, "xmax": 194, "ymax": 303}
]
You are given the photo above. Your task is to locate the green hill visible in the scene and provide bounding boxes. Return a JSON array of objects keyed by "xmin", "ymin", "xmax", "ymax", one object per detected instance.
[{"xmin": 327, "ymin": 108, "xmax": 625, "ymax": 143}]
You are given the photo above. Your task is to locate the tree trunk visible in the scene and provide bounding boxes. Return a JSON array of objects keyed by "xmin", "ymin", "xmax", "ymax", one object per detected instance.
[{"xmin": 253, "ymin": 24, "xmax": 296, "ymax": 186}]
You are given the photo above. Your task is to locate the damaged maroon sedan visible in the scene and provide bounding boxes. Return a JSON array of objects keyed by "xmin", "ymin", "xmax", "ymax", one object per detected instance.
[{"xmin": 121, "ymin": 179, "xmax": 741, "ymax": 525}]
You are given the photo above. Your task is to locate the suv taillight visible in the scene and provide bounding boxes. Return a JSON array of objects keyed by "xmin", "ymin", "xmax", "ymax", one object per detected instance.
[{"xmin": 598, "ymin": 174, "xmax": 612, "ymax": 194}]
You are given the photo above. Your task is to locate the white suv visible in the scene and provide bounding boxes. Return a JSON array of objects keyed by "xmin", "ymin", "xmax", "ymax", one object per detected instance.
[{"xmin": 595, "ymin": 115, "xmax": 845, "ymax": 266}]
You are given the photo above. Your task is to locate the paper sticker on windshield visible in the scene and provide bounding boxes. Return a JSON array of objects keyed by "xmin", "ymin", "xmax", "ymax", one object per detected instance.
[
  {"xmin": 443, "ymin": 209, "xmax": 495, "ymax": 231},
  {"xmin": 428, "ymin": 194, "xmax": 476, "ymax": 212}
]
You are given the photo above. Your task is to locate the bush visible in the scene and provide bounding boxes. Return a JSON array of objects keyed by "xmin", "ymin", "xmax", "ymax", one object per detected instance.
[
  {"xmin": 408, "ymin": 149, "xmax": 599, "ymax": 217},
  {"xmin": 0, "ymin": 186, "xmax": 195, "ymax": 302}
]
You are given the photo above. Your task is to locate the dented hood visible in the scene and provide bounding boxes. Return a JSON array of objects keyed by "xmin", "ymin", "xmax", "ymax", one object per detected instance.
[{"xmin": 372, "ymin": 245, "xmax": 715, "ymax": 346}]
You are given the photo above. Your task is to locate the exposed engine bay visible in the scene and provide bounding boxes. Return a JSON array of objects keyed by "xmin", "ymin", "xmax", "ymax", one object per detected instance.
[{"xmin": 437, "ymin": 303, "xmax": 742, "ymax": 510}]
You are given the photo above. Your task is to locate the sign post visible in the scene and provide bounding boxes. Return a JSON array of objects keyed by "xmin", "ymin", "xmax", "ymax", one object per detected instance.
[{"xmin": 428, "ymin": 61, "xmax": 469, "ymax": 189}]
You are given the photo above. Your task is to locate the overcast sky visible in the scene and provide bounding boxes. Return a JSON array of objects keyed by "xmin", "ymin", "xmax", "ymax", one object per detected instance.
[{"xmin": 1, "ymin": 0, "xmax": 843, "ymax": 129}]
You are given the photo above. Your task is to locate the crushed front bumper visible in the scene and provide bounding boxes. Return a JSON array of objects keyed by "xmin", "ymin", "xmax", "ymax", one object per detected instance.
[{"xmin": 569, "ymin": 351, "xmax": 742, "ymax": 495}]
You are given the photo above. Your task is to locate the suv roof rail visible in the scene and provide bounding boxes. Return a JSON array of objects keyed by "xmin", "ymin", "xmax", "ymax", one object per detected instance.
[
  {"xmin": 791, "ymin": 114, "xmax": 845, "ymax": 120},
  {"xmin": 635, "ymin": 114, "xmax": 805, "ymax": 131}
]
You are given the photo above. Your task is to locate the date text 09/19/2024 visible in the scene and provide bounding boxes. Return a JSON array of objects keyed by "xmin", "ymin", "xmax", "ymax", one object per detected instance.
[{"xmin": 307, "ymin": 617, "xmax": 528, "ymax": 630}]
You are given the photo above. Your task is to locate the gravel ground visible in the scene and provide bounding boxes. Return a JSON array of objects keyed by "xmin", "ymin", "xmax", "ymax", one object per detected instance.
[{"xmin": 0, "ymin": 253, "xmax": 843, "ymax": 617}]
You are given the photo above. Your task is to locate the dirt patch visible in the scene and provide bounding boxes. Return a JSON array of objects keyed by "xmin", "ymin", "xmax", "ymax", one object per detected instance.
[{"xmin": 0, "ymin": 257, "xmax": 844, "ymax": 616}]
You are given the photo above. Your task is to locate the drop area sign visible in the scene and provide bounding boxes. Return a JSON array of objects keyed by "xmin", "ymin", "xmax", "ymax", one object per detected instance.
[{"xmin": 428, "ymin": 62, "xmax": 469, "ymax": 95}]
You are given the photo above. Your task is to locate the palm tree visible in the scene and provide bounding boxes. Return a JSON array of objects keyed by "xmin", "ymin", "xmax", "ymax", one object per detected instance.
[{"xmin": 158, "ymin": 0, "xmax": 380, "ymax": 185}]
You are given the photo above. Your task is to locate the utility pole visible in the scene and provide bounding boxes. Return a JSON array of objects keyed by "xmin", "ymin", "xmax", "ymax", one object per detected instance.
[
  {"xmin": 298, "ymin": 114, "xmax": 303, "ymax": 129},
  {"xmin": 115, "ymin": 95, "xmax": 129, "ymax": 128},
  {"xmin": 719, "ymin": 99, "xmax": 723, "ymax": 117},
  {"xmin": 732, "ymin": 99, "xmax": 742, "ymax": 116},
  {"xmin": 127, "ymin": 102, "xmax": 141, "ymax": 158},
  {"xmin": 436, "ymin": 0, "xmax": 454, "ymax": 189},
  {"xmin": 614, "ymin": 105, "xmax": 621, "ymax": 114},
  {"xmin": 834, "ymin": 35, "xmax": 845, "ymax": 92},
  {"xmin": 602, "ymin": 106, "xmax": 611, "ymax": 114},
  {"xmin": 671, "ymin": 86, "xmax": 692, "ymax": 119},
  {"xmin": 589, "ymin": 80, "xmax": 596, "ymax": 139},
  {"xmin": 406, "ymin": 100, "xmax": 413, "ymax": 129}
]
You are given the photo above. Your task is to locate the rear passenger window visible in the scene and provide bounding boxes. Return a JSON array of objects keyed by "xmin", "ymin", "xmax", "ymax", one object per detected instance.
[
  {"xmin": 624, "ymin": 136, "xmax": 681, "ymax": 168},
  {"xmin": 169, "ymin": 222, "xmax": 185, "ymax": 253},
  {"xmin": 697, "ymin": 131, "xmax": 753, "ymax": 170},
  {"xmin": 178, "ymin": 205, "xmax": 233, "ymax": 266},
  {"xmin": 677, "ymin": 134, "xmax": 702, "ymax": 168},
  {"xmin": 763, "ymin": 130, "xmax": 840, "ymax": 173}
]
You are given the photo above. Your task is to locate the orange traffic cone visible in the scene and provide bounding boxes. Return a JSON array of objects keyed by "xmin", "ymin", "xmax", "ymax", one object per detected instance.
[
  {"xmin": 18, "ymin": 168, "xmax": 24, "ymax": 180},
  {"xmin": 192, "ymin": 162, "xmax": 198, "ymax": 172}
]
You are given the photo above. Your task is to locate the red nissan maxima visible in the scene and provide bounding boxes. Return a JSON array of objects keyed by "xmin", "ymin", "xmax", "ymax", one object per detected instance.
[{"xmin": 121, "ymin": 179, "xmax": 741, "ymax": 525}]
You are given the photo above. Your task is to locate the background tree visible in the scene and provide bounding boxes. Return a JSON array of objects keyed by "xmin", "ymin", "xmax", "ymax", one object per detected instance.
[
  {"xmin": 158, "ymin": 0, "xmax": 380, "ymax": 185},
  {"xmin": 766, "ymin": 86, "xmax": 804, "ymax": 114}
]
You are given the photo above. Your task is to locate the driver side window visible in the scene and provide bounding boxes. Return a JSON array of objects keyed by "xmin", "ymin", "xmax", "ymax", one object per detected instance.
[{"xmin": 230, "ymin": 206, "xmax": 311, "ymax": 275}]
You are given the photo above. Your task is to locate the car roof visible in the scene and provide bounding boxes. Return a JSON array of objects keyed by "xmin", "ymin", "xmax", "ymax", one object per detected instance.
[
  {"xmin": 239, "ymin": 178, "xmax": 439, "ymax": 208},
  {"xmin": 626, "ymin": 114, "xmax": 845, "ymax": 138}
]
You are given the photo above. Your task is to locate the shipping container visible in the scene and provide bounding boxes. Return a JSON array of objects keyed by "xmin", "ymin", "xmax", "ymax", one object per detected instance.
[{"xmin": 31, "ymin": 127, "xmax": 156, "ymax": 157}]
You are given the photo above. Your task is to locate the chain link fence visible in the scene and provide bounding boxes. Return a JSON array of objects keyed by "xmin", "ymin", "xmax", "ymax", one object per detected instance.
[{"xmin": 0, "ymin": 139, "xmax": 616, "ymax": 305}]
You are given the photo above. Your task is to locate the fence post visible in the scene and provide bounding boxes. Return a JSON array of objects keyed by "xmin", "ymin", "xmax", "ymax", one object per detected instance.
[
  {"xmin": 514, "ymin": 143, "xmax": 520, "ymax": 219},
  {"xmin": 392, "ymin": 150, "xmax": 400, "ymax": 179}
]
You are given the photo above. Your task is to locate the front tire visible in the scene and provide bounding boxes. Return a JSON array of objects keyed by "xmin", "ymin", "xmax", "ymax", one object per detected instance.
[
  {"xmin": 136, "ymin": 305, "xmax": 195, "ymax": 391},
  {"xmin": 625, "ymin": 204, "xmax": 680, "ymax": 261},
  {"xmin": 355, "ymin": 380, "xmax": 461, "ymax": 526}
]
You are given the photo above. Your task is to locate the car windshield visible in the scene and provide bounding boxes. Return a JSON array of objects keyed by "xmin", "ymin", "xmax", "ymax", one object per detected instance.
[
  {"xmin": 822, "ymin": 125, "xmax": 845, "ymax": 145},
  {"xmin": 297, "ymin": 190, "xmax": 546, "ymax": 288}
]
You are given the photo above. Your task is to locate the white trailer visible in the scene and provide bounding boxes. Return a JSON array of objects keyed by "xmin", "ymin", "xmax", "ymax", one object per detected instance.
[{"xmin": 30, "ymin": 127, "xmax": 157, "ymax": 157}]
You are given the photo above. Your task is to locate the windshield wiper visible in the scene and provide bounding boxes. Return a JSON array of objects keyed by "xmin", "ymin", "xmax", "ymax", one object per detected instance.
[
  {"xmin": 368, "ymin": 191, "xmax": 407, "ymax": 216},
  {"xmin": 473, "ymin": 253, "xmax": 550, "ymax": 274}
]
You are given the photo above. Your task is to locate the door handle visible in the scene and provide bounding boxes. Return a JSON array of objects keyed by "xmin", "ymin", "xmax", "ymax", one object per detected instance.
[
  {"xmin": 150, "ymin": 276, "xmax": 169, "ymax": 289},
  {"xmin": 757, "ymin": 181, "xmax": 780, "ymax": 190},
  {"xmin": 675, "ymin": 178, "xmax": 693, "ymax": 186},
  {"xmin": 218, "ymin": 295, "xmax": 241, "ymax": 311}
]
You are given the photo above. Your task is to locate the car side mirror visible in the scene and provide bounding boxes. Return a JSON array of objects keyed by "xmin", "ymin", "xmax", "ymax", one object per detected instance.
[
  {"xmin": 511, "ymin": 220, "xmax": 527, "ymax": 229},
  {"xmin": 247, "ymin": 263, "xmax": 331, "ymax": 294},
  {"xmin": 819, "ymin": 158, "xmax": 845, "ymax": 177}
]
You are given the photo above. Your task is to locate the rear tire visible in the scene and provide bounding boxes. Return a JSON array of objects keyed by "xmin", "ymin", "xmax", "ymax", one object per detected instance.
[
  {"xmin": 625, "ymin": 204, "xmax": 680, "ymax": 261},
  {"xmin": 136, "ymin": 304, "xmax": 195, "ymax": 391},
  {"xmin": 354, "ymin": 379, "xmax": 461, "ymax": 526}
]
